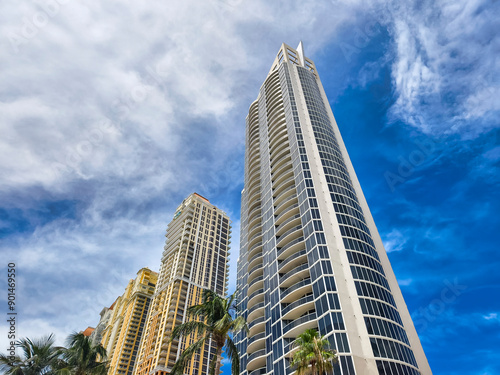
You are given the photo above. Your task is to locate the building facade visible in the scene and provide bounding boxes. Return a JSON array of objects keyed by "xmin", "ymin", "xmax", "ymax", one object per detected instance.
[
  {"xmin": 134, "ymin": 193, "xmax": 230, "ymax": 375},
  {"xmin": 100, "ymin": 267, "xmax": 158, "ymax": 375},
  {"xmin": 90, "ymin": 306, "xmax": 113, "ymax": 347},
  {"xmin": 235, "ymin": 43, "xmax": 431, "ymax": 375}
]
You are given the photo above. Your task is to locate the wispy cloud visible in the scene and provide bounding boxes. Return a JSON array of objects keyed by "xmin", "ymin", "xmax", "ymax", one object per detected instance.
[{"xmin": 387, "ymin": 0, "xmax": 500, "ymax": 138}]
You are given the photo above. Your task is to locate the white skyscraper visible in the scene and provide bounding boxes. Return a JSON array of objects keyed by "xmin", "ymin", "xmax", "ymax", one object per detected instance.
[{"xmin": 235, "ymin": 43, "xmax": 431, "ymax": 375}]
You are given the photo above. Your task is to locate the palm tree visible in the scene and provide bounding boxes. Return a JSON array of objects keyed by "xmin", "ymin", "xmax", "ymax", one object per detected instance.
[
  {"xmin": 59, "ymin": 332, "xmax": 108, "ymax": 375},
  {"xmin": 0, "ymin": 334, "xmax": 63, "ymax": 375},
  {"xmin": 291, "ymin": 329, "xmax": 337, "ymax": 375},
  {"xmin": 170, "ymin": 289, "xmax": 247, "ymax": 375}
]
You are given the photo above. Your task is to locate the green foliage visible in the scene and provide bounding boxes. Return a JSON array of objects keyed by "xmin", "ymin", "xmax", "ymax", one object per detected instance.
[
  {"xmin": 170, "ymin": 289, "xmax": 247, "ymax": 375},
  {"xmin": 0, "ymin": 334, "xmax": 63, "ymax": 375},
  {"xmin": 291, "ymin": 329, "xmax": 337, "ymax": 375},
  {"xmin": 59, "ymin": 333, "xmax": 108, "ymax": 375},
  {"xmin": 0, "ymin": 333, "xmax": 108, "ymax": 375}
]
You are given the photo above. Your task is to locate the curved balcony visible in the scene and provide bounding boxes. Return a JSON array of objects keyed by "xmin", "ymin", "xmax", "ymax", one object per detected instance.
[
  {"xmin": 273, "ymin": 175, "xmax": 295, "ymax": 197},
  {"xmin": 276, "ymin": 225, "xmax": 302, "ymax": 249},
  {"xmin": 248, "ymin": 251, "xmax": 263, "ymax": 269},
  {"xmin": 281, "ymin": 294, "xmax": 315, "ymax": 320},
  {"xmin": 267, "ymin": 106, "xmax": 285, "ymax": 127},
  {"xmin": 273, "ymin": 184, "xmax": 296, "ymax": 207},
  {"xmin": 265, "ymin": 82, "xmax": 281, "ymax": 104},
  {"xmin": 283, "ymin": 312, "xmax": 317, "ymax": 338},
  {"xmin": 248, "ymin": 301, "xmax": 265, "ymax": 321},
  {"xmin": 247, "ymin": 331, "xmax": 266, "ymax": 353},
  {"xmin": 248, "ymin": 275, "xmax": 264, "ymax": 295},
  {"xmin": 248, "ymin": 213, "xmax": 262, "ymax": 231},
  {"xmin": 247, "ymin": 242, "xmax": 263, "ymax": 260},
  {"xmin": 246, "ymin": 143, "xmax": 260, "ymax": 162},
  {"xmin": 273, "ymin": 171, "xmax": 294, "ymax": 196},
  {"xmin": 270, "ymin": 148, "xmax": 291, "ymax": 173},
  {"xmin": 267, "ymin": 100, "xmax": 285, "ymax": 123},
  {"xmin": 247, "ymin": 288, "xmax": 264, "ymax": 309},
  {"xmin": 280, "ymin": 277, "xmax": 311, "ymax": 303},
  {"xmin": 266, "ymin": 85, "xmax": 283, "ymax": 111},
  {"xmin": 275, "ymin": 203, "xmax": 300, "ymax": 226},
  {"xmin": 271, "ymin": 143, "xmax": 291, "ymax": 167},
  {"xmin": 248, "ymin": 129, "xmax": 260, "ymax": 147},
  {"xmin": 279, "ymin": 262, "xmax": 309, "ymax": 288},
  {"xmin": 247, "ymin": 186, "xmax": 261, "ymax": 208},
  {"xmin": 248, "ymin": 204, "xmax": 261, "ymax": 219},
  {"xmin": 264, "ymin": 72, "xmax": 280, "ymax": 91},
  {"xmin": 248, "ymin": 119, "xmax": 259, "ymax": 135},
  {"xmin": 269, "ymin": 134, "xmax": 289, "ymax": 159},
  {"xmin": 274, "ymin": 195, "xmax": 298, "ymax": 218},
  {"xmin": 247, "ymin": 163, "xmax": 261, "ymax": 183},
  {"xmin": 266, "ymin": 89, "xmax": 283, "ymax": 112},
  {"xmin": 264, "ymin": 69, "xmax": 279, "ymax": 84},
  {"xmin": 248, "ymin": 315, "xmax": 266, "ymax": 332},
  {"xmin": 247, "ymin": 177, "xmax": 262, "ymax": 199},
  {"xmin": 247, "ymin": 349, "xmax": 267, "ymax": 372},
  {"xmin": 248, "ymin": 264, "xmax": 263, "ymax": 283},
  {"xmin": 276, "ymin": 236, "xmax": 305, "ymax": 260},
  {"xmin": 278, "ymin": 249, "xmax": 307, "ymax": 272},
  {"xmin": 275, "ymin": 214, "xmax": 301, "ymax": 237},
  {"xmin": 248, "ymin": 224, "xmax": 263, "ymax": 243},
  {"xmin": 248, "ymin": 102, "xmax": 259, "ymax": 120},
  {"xmin": 271, "ymin": 159, "xmax": 294, "ymax": 185},
  {"xmin": 248, "ymin": 125, "xmax": 260, "ymax": 145},
  {"xmin": 247, "ymin": 134, "xmax": 259, "ymax": 151},
  {"xmin": 269, "ymin": 130, "xmax": 289, "ymax": 155},
  {"xmin": 248, "ymin": 232, "xmax": 263, "ymax": 250},
  {"xmin": 267, "ymin": 113, "xmax": 286, "ymax": 139}
]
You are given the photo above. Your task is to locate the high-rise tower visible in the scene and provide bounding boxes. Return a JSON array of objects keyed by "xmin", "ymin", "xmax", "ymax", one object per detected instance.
[
  {"xmin": 235, "ymin": 43, "xmax": 431, "ymax": 375},
  {"xmin": 100, "ymin": 267, "xmax": 158, "ymax": 375},
  {"xmin": 135, "ymin": 193, "xmax": 230, "ymax": 375}
]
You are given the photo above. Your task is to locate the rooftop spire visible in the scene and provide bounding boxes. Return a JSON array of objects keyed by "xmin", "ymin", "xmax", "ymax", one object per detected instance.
[{"xmin": 297, "ymin": 41, "xmax": 305, "ymax": 66}]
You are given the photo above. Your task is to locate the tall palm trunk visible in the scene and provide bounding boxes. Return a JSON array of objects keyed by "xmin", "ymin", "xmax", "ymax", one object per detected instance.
[{"xmin": 213, "ymin": 345, "xmax": 223, "ymax": 375}]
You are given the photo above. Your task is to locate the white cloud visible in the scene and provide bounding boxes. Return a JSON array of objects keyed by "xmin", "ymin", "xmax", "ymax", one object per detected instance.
[
  {"xmin": 383, "ymin": 228, "xmax": 407, "ymax": 252},
  {"xmin": 483, "ymin": 313, "xmax": 499, "ymax": 321},
  {"xmin": 387, "ymin": 0, "xmax": 500, "ymax": 138}
]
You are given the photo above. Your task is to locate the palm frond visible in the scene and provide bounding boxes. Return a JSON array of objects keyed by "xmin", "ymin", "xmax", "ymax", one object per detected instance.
[
  {"xmin": 225, "ymin": 337, "xmax": 240, "ymax": 375},
  {"xmin": 170, "ymin": 289, "xmax": 247, "ymax": 375},
  {"xmin": 171, "ymin": 321, "xmax": 209, "ymax": 342},
  {"xmin": 170, "ymin": 337, "xmax": 206, "ymax": 375}
]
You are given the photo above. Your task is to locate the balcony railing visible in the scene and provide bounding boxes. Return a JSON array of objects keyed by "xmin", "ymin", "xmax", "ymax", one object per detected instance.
[
  {"xmin": 248, "ymin": 264, "xmax": 263, "ymax": 277},
  {"xmin": 279, "ymin": 263, "xmax": 309, "ymax": 285},
  {"xmin": 276, "ymin": 225, "xmax": 302, "ymax": 246},
  {"xmin": 247, "ymin": 349, "xmax": 266, "ymax": 363},
  {"xmin": 248, "ymin": 288, "xmax": 264, "ymax": 303},
  {"xmin": 283, "ymin": 312, "xmax": 317, "ymax": 334},
  {"xmin": 247, "ymin": 331, "xmax": 266, "ymax": 347},
  {"xmin": 278, "ymin": 249, "xmax": 306, "ymax": 271},
  {"xmin": 275, "ymin": 203, "xmax": 299, "ymax": 223},
  {"xmin": 275, "ymin": 214, "xmax": 301, "ymax": 235},
  {"xmin": 248, "ymin": 301, "xmax": 265, "ymax": 316},
  {"xmin": 248, "ymin": 315, "xmax": 266, "ymax": 330},
  {"xmin": 281, "ymin": 294, "xmax": 314, "ymax": 317},
  {"xmin": 280, "ymin": 278, "xmax": 311, "ymax": 300},
  {"xmin": 277, "ymin": 237, "xmax": 304, "ymax": 258},
  {"xmin": 248, "ymin": 251, "xmax": 263, "ymax": 266},
  {"xmin": 248, "ymin": 275, "xmax": 264, "ymax": 290}
]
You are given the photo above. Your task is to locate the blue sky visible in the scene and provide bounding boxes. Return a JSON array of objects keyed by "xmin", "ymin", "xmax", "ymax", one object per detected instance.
[{"xmin": 1, "ymin": 0, "xmax": 499, "ymax": 374}]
